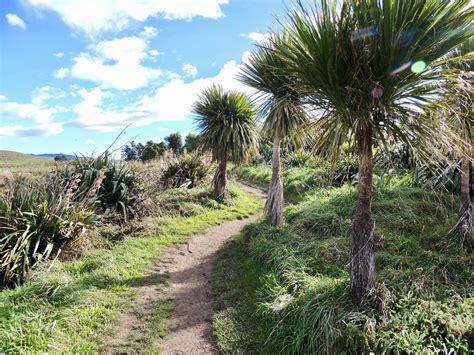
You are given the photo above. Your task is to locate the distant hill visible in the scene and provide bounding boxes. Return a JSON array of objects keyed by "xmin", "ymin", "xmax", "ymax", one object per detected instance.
[
  {"xmin": 0, "ymin": 150, "xmax": 54, "ymax": 173},
  {"xmin": 0, "ymin": 150, "xmax": 31, "ymax": 160},
  {"xmin": 31, "ymin": 153, "xmax": 75, "ymax": 160},
  {"xmin": 0, "ymin": 150, "xmax": 52, "ymax": 161}
]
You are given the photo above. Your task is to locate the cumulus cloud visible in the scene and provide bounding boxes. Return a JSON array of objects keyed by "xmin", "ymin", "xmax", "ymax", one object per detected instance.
[
  {"xmin": 1, "ymin": 101, "xmax": 60, "ymax": 124},
  {"xmin": 149, "ymin": 49, "xmax": 161, "ymax": 57},
  {"xmin": 56, "ymin": 36, "xmax": 164, "ymax": 90},
  {"xmin": 140, "ymin": 26, "xmax": 158, "ymax": 39},
  {"xmin": 241, "ymin": 32, "xmax": 271, "ymax": 44},
  {"xmin": 24, "ymin": 0, "xmax": 229, "ymax": 35},
  {"xmin": 6, "ymin": 13, "xmax": 26, "ymax": 29},
  {"xmin": 0, "ymin": 91, "xmax": 65, "ymax": 137},
  {"xmin": 182, "ymin": 63, "xmax": 198, "ymax": 78},
  {"xmin": 32, "ymin": 86, "xmax": 65, "ymax": 105},
  {"xmin": 54, "ymin": 67, "xmax": 70, "ymax": 79},
  {"xmin": 53, "ymin": 51, "xmax": 64, "ymax": 58},
  {"xmin": 0, "ymin": 123, "xmax": 63, "ymax": 137},
  {"xmin": 72, "ymin": 52, "xmax": 254, "ymax": 132}
]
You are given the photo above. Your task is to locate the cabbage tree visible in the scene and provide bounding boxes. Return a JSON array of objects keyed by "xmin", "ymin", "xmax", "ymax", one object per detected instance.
[
  {"xmin": 275, "ymin": 0, "xmax": 473, "ymax": 304},
  {"xmin": 193, "ymin": 85, "xmax": 258, "ymax": 200},
  {"xmin": 239, "ymin": 33, "xmax": 310, "ymax": 226}
]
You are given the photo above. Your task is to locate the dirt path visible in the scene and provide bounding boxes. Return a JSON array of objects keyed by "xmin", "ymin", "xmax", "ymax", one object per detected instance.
[{"xmin": 106, "ymin": 183, "xmax": 266, "ymax": 354}]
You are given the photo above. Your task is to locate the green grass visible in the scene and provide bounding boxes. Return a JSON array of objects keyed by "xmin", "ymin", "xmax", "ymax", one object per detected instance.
[
  {"xmin": 234, "ymin": 164, "xmax": 332, "ymax": 201},
  {"xmin": 213, "ymin": 185, "xmax": 473, "ymax": 353},
  {"xmin": 0, "ymin": 184, "xmax": 262, "ymax": 352},
  {"xmin": 213, "ymin": 234, "xmax": 270, "ymax": 354}
]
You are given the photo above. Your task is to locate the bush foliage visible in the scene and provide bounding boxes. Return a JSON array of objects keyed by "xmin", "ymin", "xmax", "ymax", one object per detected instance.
[{"xmin": 161, "ymin": 153, "xmax": 211, "ymax": 189}]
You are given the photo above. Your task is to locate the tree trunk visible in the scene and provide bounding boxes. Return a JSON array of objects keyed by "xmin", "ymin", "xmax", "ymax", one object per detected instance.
[
  {"xmin": 213, "ymin": 160, "xmax": 229, "ymax": 201},
  {"xmin": 266, "ymin": 134, "xmax": 284, "ymax": 227},
  {"xmin": 350, "ymin": 124, "xmax": 376, "ymax": 306},
  {"xmin": 460, "ymin": 156, "xmax": 473, "ymax": 251}
]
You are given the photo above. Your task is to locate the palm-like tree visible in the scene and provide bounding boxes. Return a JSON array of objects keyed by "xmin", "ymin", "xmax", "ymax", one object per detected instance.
[
  {"xmin": 274, "ymin": 0, "xmax": 473, "ymax": 304},
  {"xmin": 239, "ymin": 33, "xmax": 310, "ymax": 226},
  {"xmin": 193, "ymin": 85, "xmax": 258, "ymax": 200}
]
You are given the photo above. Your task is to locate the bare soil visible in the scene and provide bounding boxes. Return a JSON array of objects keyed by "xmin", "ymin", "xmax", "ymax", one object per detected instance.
[{"xmin": 105, "ymin": 183, "xmax": 266, "ymax": 353}]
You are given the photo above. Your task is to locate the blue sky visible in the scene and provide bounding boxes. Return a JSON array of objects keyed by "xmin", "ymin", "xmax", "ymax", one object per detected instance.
[{"xmin": 0, "ymin": 0, "xmax": 287, "ymax": 155}]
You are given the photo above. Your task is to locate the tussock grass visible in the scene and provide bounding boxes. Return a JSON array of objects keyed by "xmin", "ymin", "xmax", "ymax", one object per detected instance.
[
  {"xmin": 214, "ymin": 185, "xmax": 473, "ymax": 353},
  {"xmin": 0, "ymin": 184, "xmax": 262, "ymax": 352}
]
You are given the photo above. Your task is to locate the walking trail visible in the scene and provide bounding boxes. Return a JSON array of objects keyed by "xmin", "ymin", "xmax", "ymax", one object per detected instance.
[{"xmin": 106, "ymin": 183, "xmax": 267, "ymax": 354}]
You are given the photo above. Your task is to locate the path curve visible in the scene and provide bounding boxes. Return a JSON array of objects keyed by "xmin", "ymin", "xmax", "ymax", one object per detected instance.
[{"xmin": 106, "ymin": 182, "xmax": 266, "ymax": 353}]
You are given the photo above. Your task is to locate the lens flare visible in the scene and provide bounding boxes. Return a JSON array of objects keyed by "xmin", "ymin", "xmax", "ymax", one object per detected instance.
[
  {"xmin": 411, "ymin": 61, "xmax": 426, "ymax": 73},
  {"xmin": 351, "ymin": 26, "xmax": 377, "ymax": 42}
]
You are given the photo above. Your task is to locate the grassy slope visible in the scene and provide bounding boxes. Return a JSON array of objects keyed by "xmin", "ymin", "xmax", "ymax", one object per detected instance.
[
  {"xmin": 213, "ymin": 181, "xmax": 473, "ymax": 353},
  {"xmin": 0, "ymin": 184, "xmax": 262, "ymax": 352},
  {"xmin": 0, "ymin": 150, "xmax": 54, "ymax": 174}
]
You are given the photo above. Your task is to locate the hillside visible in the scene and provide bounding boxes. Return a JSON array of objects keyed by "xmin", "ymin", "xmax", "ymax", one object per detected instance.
[
  {"xmin": 0, "ymin": 150, "xmax": 55, "ymax": 173},
  {"xmin": 0, "ymin": 150, "xmax": 38, "ymax": 160}
]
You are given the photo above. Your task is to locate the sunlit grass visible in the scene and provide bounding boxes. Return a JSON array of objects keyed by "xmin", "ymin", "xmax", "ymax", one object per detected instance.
[
  {"xmin": 0, "ymin": 184, "xmax": 262, "ymax": 352},
  {"xmin": 213, "ymin": 185, "xmax": 473, "ymax": 353}
]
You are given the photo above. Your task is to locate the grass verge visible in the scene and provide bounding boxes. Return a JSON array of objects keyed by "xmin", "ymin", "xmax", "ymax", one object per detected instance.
[
  {"xmin": 0, "ymin": 183, "xmax": 262, "ymax": 352},
  {"xmin": 213, "ymin": 234, "xmax": 271, "ymax": 354}
]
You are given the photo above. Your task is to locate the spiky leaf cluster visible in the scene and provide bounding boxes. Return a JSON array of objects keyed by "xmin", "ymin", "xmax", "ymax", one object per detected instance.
[{"xmin": 193, "ymin": 85, "xmax": 258, "ymax": 163}]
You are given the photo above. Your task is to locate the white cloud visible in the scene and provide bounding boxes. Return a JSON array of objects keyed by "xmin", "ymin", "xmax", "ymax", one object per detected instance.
[
  {"xmin": 6, "ymin": 13, "xmax": 26, "ymax": 29},
  {"xmin": 53, "ymin": 51, "xmax": 64, "ymax": 58},
  {"xmin": 182, "ymin": 63, "xmax": 198, "ymax": 78},
  {"xmin": 54, "ymin": 67, "xmax": 70, "ymax": 79},
  {"xmin": 149, "ymin": 49, "xmax": 161, "ymax": 57},
  {"xmin": 57, "ymin": 36, "xmax": 164, "ymax": 90},
  {"xmin": 24, "ymin": 0, "xmax": 229, "ymax": 35},
  {"xmin": 32, "ymin": 86, "xmax": 65, "ymax": 105},
  {"xmin": 241, "ymin": 32, "xmax": 271, "ymax": 44},
  {"xmin": 72, "ymin": 52, "xmax": 253, "ymax": 132},
  {"xmin": 86, "ymin": 139, "xmax": 96, "ymax": 145},
  {"xmin": 0, "ymin": 123, "xmax": 63, "ymax": 137},
  {"xmin": 158, "ymin": 127, "xmax": 169, "ymax": 132},
  {"xmin": 0, "ymin": 95, "xmax": 7, "ymax": 101},
  {"xmin": 0, "ymin": 91, "xmax": 65, "ymax": 137},
  {"xmin": 0, "ymin": 101, "xmax": 59, "ymax": 124},
  {"xmin": 140, "ymin": 26, "xmax": 158, "ymax": 39},
  {"xmin": 71, "ymin": 87, "xmax": 128, "ymax": 131}
]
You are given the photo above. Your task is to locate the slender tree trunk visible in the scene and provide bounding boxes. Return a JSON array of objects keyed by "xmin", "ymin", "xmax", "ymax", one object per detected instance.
[
  {"xmin": 350, "ymin": 124, "xmax": 376, "ymax": 306},
  {"xmin": 460, "ymin": 156, "xmax": 473, "ymax": 251},
  {"xmin": 213, "ymin": 159, "xmax": 229, "ymax": 201},
  {"xmin": 266, "ymin": 133, "xmax": 284, "ymax": 227}
]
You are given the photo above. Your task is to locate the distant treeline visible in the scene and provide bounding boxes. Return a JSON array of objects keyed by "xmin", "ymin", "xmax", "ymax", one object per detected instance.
[{"xmin": 121, "ymin": 132, "xmax": 202, "ymax": 162}]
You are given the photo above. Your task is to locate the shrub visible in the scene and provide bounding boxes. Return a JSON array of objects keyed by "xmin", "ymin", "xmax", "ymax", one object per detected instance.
[
  {"xmin": 161, "ymin": 153, "xmax": 211, "ymax": 189},
  {"xmin": 333, "ymin": 154, "xmax": 359, "ymax": 184},
  {"xmin": 416, "ymin": 162, "xmax": 464, "ymax": 195},
  {"xmin": 283, "ymin": 150, "xmax": 315, "ymax": 168},
  {"xmin": 66, "ymin": 155, "xmax": 141, "ymax": 220},
  {"xmin": 0, "ymin": 175, "xmax": 97, "ymax": 286}
]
